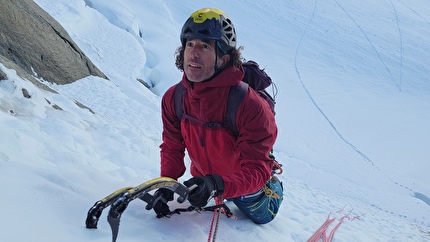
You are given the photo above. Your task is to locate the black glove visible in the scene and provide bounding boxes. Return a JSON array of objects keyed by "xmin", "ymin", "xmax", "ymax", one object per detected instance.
[
  {"xmin": 150, "ymin": 188, "xmax": 174, "ymax": 218},
  {"xmin": 183, "ymin": 174, "xmax": 224, "ymax": 208}
]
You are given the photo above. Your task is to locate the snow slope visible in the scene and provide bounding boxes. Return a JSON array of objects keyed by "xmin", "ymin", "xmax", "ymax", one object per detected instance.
[{"xmin": 1, "ymin": 0, "xmax": 429, "ymax": 241}]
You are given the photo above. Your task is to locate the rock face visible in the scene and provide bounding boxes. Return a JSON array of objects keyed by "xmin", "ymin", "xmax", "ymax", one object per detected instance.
[{"xmin": 0, "ymin": 0, "xmax": 107, "ymax": 85}]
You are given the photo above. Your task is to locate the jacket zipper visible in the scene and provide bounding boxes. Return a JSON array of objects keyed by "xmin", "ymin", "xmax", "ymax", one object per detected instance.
[{"xmin": 199, "ymin": 103, "xmax": 213, "ymax": 174}]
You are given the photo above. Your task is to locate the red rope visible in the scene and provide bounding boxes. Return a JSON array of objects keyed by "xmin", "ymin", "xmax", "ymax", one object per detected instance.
[
  {"xmin": 207, "ymin": 197, "xmax": 223, "ymax": 242},
  {"xmin": 207, "ymin": 208, "xmax": 220, "ymax": 242}
]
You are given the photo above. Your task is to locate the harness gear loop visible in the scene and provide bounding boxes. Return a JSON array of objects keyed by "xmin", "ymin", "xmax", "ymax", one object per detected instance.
[{"xmin": 263, "ymin": 177, "xmax": 281, "ymax": 199}]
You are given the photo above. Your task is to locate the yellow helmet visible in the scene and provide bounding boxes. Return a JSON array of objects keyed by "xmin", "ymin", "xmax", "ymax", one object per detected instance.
[{"xmin": 180, "ymin": 8, "xmax": 236, "ymax": 53}]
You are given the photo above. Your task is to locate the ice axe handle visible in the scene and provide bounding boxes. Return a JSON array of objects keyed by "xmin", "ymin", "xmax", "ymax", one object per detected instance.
[{"xmin": 177, "ymin": 184, "xmax": 198, "ymax": 203}]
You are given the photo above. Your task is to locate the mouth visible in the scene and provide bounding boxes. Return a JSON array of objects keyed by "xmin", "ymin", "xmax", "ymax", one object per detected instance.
[{"xmin": 188, "ymin": 62, "xmax": 202, "ymax": 69}]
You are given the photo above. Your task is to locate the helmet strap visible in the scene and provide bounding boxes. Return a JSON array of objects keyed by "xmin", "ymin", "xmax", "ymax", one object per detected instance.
[
  {"xmin": 201, "ymin": 41, "xmax": 225, "ymax": 82},
  {"xmin": 214, "ymin": 43, "xmax": 219, "ymax": 74}
]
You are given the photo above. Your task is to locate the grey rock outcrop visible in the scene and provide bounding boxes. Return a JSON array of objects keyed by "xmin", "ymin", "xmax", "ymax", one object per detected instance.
[{"xmin": 0, "ymin": 0, "xmax": 107, "ymax": 85}]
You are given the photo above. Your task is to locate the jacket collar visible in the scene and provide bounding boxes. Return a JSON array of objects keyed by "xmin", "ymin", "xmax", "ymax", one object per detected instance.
[{"xmin": 181, "ymin": 66, "xmax": 244, "ymax": 90}]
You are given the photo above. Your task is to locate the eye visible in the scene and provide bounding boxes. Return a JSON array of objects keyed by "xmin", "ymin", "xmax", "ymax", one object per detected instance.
[{"xmin": 186, "ymin": 41, "xmax": 194, "ymax": 48}]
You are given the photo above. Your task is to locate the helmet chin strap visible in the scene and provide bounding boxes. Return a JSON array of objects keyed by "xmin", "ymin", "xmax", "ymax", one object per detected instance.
[
  {"xmin": 213, "ymin": 44, "xmax": 219, "ymax": 74},
  {"xmin": 200, "ymin": 42, "xmax": 223, "ymax": 82},
  {"xmin": 214, "ymin": 41, "xmax": 229, "ymax": 74}
]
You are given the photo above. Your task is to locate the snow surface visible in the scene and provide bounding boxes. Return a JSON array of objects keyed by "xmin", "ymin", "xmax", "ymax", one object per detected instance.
[{"xmin": 1, "ymin": 0, "xmax": 430, "ymax": 241}]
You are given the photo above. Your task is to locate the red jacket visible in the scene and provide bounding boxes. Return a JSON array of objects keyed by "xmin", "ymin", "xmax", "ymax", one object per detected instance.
[{"xmin": 160, "ymin": 66, "xmax": 277, "ymax": 198}]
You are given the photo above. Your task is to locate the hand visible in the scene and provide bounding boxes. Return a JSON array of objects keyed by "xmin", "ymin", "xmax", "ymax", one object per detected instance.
[
  {"xmin": 150, "ymin": 188, "xmax": 174, "ymax": 218},
  {"xmin": 183, "ymin": 174, "xmax": 224, "ymax": 208}
]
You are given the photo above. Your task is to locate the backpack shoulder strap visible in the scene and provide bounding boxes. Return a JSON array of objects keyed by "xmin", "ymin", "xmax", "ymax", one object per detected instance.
[
  {"xmin": 174, "ymin": 81, "xmax": 248, "ymax": 137},
  {"xmin": 174, "ymin": 82, "xmax": 186, "ymax": 120},
  {"xmin": 226, "ymin": 81, "xmax": 248, "ymax": 138}
]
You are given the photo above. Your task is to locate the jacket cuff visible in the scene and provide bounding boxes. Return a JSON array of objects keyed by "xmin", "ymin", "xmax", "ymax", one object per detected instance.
[{"xmin": 207, "ymin": 174, "xmax": 225, "ymax": 196}]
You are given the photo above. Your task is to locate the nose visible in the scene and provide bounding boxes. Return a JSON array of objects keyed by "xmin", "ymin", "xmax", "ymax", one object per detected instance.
[{"xmin": 189, "ymin": 46, "xmax": 200, "ymax": 59}]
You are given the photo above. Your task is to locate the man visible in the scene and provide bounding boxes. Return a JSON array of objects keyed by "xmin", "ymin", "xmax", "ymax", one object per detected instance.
[{"xmin": 154, "ymin": 8, "xmax": 283, "ymax": 224}]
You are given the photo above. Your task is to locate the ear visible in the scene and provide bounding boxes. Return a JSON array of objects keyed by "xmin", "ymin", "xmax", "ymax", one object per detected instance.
[{"xmin": 219, "ymin": 54, "xmax": 231, "ymax": 68}]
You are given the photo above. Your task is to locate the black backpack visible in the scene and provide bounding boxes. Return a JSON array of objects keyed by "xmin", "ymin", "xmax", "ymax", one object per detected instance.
[{"xmin": 174, "ymin": 60, "xmax": 277, "ymax": 138}]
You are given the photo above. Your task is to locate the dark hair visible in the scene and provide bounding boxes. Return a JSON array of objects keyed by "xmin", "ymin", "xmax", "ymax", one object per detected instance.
[{"xmin": 175, "ymin": 45, "xmax": 244, "ymax": 72}]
